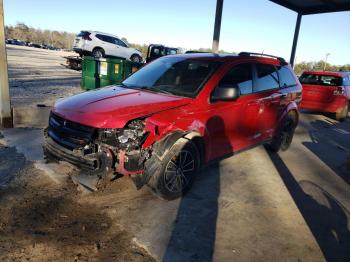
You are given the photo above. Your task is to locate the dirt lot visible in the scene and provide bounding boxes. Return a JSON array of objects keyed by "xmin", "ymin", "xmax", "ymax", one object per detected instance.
[
  {"xmin": 0, "ymin": 143, "xmax": 155, "ymax": 262},
  {"xmin": 1, "ymin": 46, "xmax": 350, "ymax": 261}
]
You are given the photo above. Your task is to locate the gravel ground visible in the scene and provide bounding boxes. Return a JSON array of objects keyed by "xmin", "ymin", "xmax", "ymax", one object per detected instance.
[
  {"xmin": 1, "ymin": 47, "xmax": 155, "ymax": 261},
  {"xmin": 7, "ymin": 45, "xmax": 82, "ymax": 107},
  {"xmin": 0, "ymin": 138, "xmax": 155, "ymax": 262}
]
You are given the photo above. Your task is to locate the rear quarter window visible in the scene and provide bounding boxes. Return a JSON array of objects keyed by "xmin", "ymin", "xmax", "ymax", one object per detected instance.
[{"xmin": 277, "ymin": 66, "xmax": 297, "ymax": 87}]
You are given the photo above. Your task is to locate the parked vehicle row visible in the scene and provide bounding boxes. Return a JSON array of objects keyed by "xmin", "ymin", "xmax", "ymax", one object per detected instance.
[
  {"xmin": 44, "ymin": 52, "xmax": 303, "ymax": 199},
  {"xmin": 6, "ymin": 38, "xmax": 61, "ymax": 51}
]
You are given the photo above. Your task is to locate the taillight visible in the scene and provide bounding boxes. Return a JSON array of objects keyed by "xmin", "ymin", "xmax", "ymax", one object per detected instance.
[
  {"xmin": 333, "ymin": 86, "xmax": 345, "ymax": 96},
  {"xmin": 82, "ymin": 33, "xmax": 92, "ymax": 41}
]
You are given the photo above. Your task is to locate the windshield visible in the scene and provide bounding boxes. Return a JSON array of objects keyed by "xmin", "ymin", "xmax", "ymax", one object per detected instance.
[
  {"xmin": 122, "ymin": 57, "xmax": 221, "ymax": 97},
  {"xmin": 300, "ymin": 73, "xmax": 342, "ymax": 86}
]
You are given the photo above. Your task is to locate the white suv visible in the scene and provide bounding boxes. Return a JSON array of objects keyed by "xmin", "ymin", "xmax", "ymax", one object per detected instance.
[{"xmin": 73, "ymin": 31, "xmax": 143, "ymax": 62}]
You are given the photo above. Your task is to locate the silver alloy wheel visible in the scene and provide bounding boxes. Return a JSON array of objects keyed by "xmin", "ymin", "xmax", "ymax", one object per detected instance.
[
  {"xmin": 93, "ymin": 49, "xmax": 103, "ymax": 58},
  {"xmin": 132, "ymin": 55, "xmax": 140, "ymax": 63},
  {"xmin": 164, "ymin": 150, "xmax": 195, "ymax": 193}
]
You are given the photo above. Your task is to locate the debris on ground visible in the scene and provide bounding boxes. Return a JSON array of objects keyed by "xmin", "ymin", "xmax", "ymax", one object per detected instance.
[{"xmin": 0, "ymin": 143, "xmax": 155, "ymax": 261}]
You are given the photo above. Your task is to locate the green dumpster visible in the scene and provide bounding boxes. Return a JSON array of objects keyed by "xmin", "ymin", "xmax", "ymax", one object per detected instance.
[{"xmin": 81, "ymin": 56, "xmax": 142, "ymax": 90}]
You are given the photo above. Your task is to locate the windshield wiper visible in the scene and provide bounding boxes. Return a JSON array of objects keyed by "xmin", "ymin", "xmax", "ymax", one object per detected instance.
[
  {"xmin": 121, "ymin": 85, "xmax": 175, "ymax": 95},
  {"xmin": 148, "ymin": 86, "xmax": 174, "ymax": 95},
  {"xmin": 120, "ymin": 83, "xmax": 130, "ymax": 88}
]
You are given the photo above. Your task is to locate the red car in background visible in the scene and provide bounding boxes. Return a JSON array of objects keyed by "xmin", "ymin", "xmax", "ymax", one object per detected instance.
[{"xmin": 300, "ymin": 71, "xmax": 350, "ymax": 121}]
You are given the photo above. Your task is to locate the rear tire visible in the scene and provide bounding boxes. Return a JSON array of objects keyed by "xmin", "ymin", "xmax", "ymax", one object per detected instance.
[
  {"xmin": 147, "ymin": 139, "xmax": 200, "ymax": 200},
  {"xmin": 130, "ymin": 54, "xmax": 142, "ymax": 63},
  {"xmin": 335, "ymin": 104, "xmax": 348, "ymax": 122},
  {"xmin": 266, "ymin": 113, "xmax": 296, "ymax": 153},
  {"xmin": 92, "ymin": 48, "xmax": 105, "ymax": 58}
]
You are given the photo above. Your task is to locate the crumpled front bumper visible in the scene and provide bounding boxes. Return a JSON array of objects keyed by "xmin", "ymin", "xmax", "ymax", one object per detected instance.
[{"xmin": 43, "ymin": 135, "xmax": 99, "ymax": 171}]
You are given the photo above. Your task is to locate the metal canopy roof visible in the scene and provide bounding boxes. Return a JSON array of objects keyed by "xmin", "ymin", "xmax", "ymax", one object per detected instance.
[{"xmin": 270, "ymin": 0, "xmax": 350, "ymax": 14}]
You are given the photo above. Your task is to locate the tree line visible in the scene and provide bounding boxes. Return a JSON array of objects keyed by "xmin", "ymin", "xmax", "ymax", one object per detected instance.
[
  {"xmin": 293, "ymin": 61, "xmax": 350, "ymax": 75},
  {"xmin": 5, "ymin": 23, "xmax": 76, "ymax": 49},
  {"xmin": 5, "ymin": 23, "xmax": 349, "ymax": 73}
]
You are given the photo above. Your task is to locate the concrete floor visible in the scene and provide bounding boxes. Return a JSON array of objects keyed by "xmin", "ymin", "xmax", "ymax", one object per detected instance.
[{"xmin": 2, "ymin": 112, "xmax": 349, "ymax": 261}]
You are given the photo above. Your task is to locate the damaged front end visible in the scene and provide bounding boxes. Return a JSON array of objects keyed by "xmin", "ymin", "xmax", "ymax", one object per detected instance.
[
  {"xmin": 97, "ymin": 119, "xmax": 151, "ymax": 175},
  {"xmin": 44, "ymin": 113, "xmax": 153, "ymax": 187}
]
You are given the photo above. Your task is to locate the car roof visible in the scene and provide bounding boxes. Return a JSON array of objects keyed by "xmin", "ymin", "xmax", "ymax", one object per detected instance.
[
  {"xmin": 165, "ymin": 52, "xmax": 286, "ymax": 65},
  {"xmin": 85, "ymin": 30, "xmax": 120, "ymax": 38},
  {"xmin": 303, "ymin": 71, "xmax": 349, "ymax": 77}
]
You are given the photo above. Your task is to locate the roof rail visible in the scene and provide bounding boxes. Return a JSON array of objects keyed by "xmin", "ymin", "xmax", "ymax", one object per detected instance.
[
  {"xmin": 238, "ymin": 52, "xmax": 287, "ymax": 65},
  {"xmin": 185, "ymin": 50, "xmax": 210, "ymax": 54}
]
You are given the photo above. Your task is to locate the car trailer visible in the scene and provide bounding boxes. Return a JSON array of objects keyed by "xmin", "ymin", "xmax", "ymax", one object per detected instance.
[{"xmin": 63, "ymin": 55, "xmax": 82, "ymax": 70}]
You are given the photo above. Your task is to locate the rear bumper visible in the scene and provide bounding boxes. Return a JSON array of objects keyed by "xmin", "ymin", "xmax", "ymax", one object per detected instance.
[{"xmin": 300, "ymin": 97, "xmax": 348, "ymax": 113}]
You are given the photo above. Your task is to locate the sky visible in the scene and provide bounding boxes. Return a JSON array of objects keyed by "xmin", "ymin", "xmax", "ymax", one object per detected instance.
[{"xmin": 4, "ymin": 0, "xmax": 350, "ymax": 65}]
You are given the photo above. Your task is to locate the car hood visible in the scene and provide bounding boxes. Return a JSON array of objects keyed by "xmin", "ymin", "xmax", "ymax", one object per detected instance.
[{"xmin": 52, "ymin": 86, "xmax": 192, "ymax": 128}]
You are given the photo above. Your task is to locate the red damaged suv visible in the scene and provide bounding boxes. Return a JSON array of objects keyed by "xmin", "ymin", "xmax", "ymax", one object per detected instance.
[
  {"xmin": 300, "ymin": 71, "xmax": 350, "ymax": 121},
  {"xmin": 44, "ymin": 52, "xmax": 302, "ymax": 199}
]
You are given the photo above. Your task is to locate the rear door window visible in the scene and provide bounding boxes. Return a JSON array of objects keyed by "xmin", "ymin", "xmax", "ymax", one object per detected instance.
[
  {"xmin": 96, "ymin": 34, "xmax": 115, "ymax": 44},
  {"xmin": 116, "ymin": 39, "xmax": 128, "ymax": 47},
  {"xmin": 277, "ymin": 66, "xmax": 297, "ymax": 87},
  {"xmin": 95, "ymin": 34, "xmax": 106, "ymax": 42},
  {"xmin": 218, "ymin": 63, "xmax": 253, "ymax": 95},
  {"xmin": 255, "ymin": 63, "xmax": 279, "ymax": 92}
]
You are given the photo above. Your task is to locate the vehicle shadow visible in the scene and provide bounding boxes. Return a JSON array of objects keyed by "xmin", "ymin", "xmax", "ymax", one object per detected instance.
[
  {"xmin": 268, "ymin": 151, "xmax": 350, "ymax": 262},
  {"xmin": 162, "ymin": 116, "xmax": 231, "ymax": 262},
  {"xmin": 302, "ymin": 118, "xmax": 350, "ymax": 184}
]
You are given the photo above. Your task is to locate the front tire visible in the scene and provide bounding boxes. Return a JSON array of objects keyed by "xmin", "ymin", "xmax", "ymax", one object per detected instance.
[
  {"xmin": 147, "ymin": 139, "xmax": 200, "ymax": 200},
  {"xmin": 335, "ymin": 104, "xmax": 348, "ymax": 122}
]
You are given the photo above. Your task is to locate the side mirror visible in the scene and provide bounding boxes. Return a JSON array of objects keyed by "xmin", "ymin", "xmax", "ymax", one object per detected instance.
[{"xmin": 211, "ymin": 85, "xmax": 240, "ymax": 102}]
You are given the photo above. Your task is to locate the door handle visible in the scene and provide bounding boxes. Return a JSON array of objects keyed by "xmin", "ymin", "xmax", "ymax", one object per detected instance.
[{"xmin": 248, "ymin": 101, "xmax": 260, "ymax": 106}]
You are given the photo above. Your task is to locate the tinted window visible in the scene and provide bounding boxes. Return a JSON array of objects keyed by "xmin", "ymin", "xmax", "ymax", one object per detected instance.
[
  {"xmin": 95, "ymin": 34, "xmax": 105, "ymax": 41},
  {"xmin": 116, "ymin": 39, "xmax": 128, "ymax": 47},
  {"xmin": 300, "ymin": 73, "xmax": 343, "ymax": 86},
  {"xmin": 277, "ymin": 66, "xmax": 297, "ymax": 87},
  {"xmin": 96, "ymin": 34, "xmax": 115, "ymax": 44},
  {"xmin": 123, "ymin": 57, "xmax": 221, "ymax": 98},
  {"xmin": 167, "ymin": 49, "xmax": 177, "ymax": 55},
  {"xmin": 105, "ymin": 36, "xmax": 115, "ymax": 44},
  {"xmin": 218, "ymin": 64, "xmax": 253, "ymax": 95},
  {"xmin": 343, "ymin": 75, "xmax": 350, "ymax": 85},
  {"xmin": 256, "ymin": 64, "xmax": 279, "ymax": 92}
]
